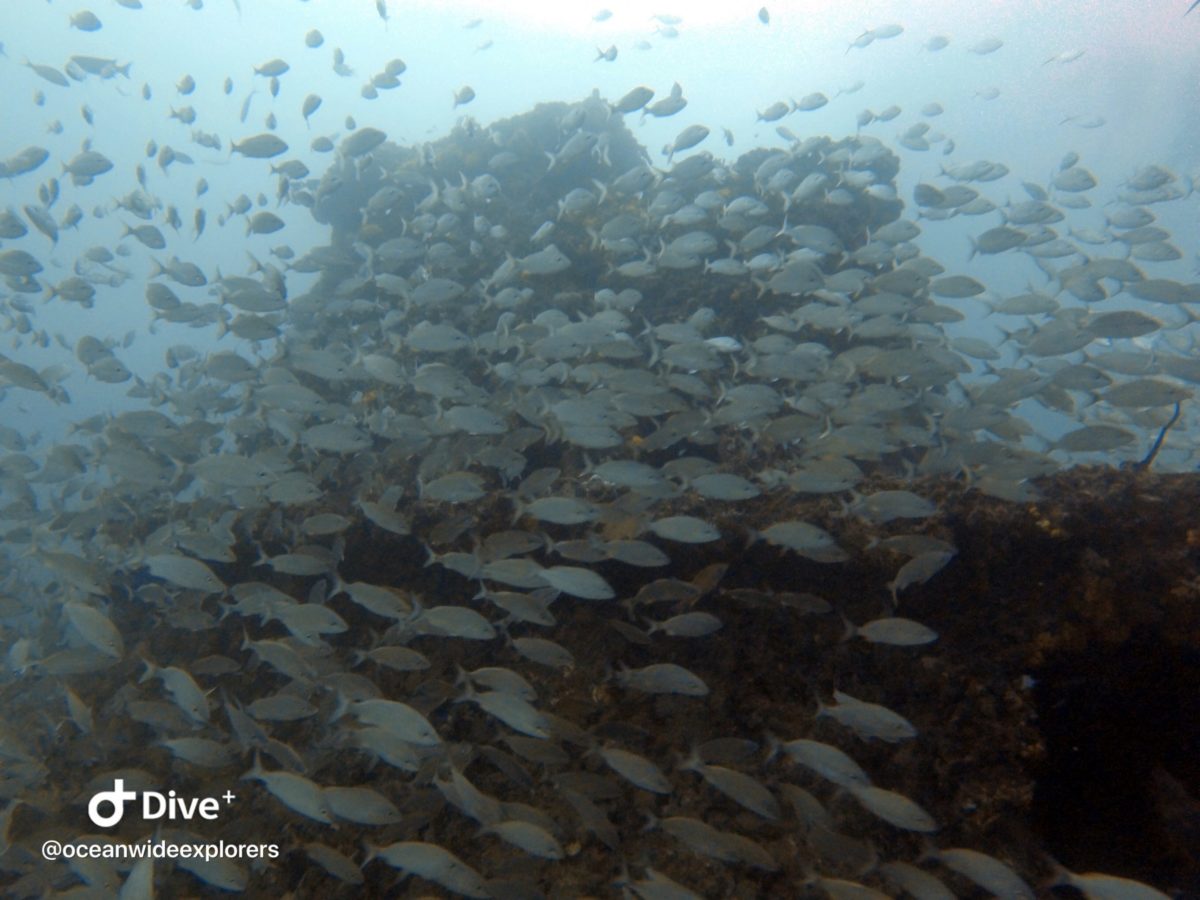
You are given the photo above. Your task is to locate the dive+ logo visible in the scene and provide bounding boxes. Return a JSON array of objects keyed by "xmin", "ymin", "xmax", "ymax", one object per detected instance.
[{"xmin": 88, "ymin": 780, "xmax": 236, "ymax": 828}]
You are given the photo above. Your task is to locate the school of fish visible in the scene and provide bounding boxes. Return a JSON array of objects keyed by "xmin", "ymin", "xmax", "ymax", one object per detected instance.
[{"xmin": 0, "ymin": 2, "xmax": 1193, "ymax": 898}]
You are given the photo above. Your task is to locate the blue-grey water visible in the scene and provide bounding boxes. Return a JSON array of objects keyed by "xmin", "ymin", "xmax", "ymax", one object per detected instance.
[{"xmin": 0, "ymin": 1, "xmax": 1196, "ymax": 896}]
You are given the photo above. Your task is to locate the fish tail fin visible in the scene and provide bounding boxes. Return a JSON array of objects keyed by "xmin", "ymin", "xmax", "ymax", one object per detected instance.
[
  {"xmin": 678, "ymin": 744, "xmax": 703, "ymax": 772},
  {"xmin": 361, "ymin": 842, "xmax": 382, "ymax": 867},
  {"xmin": 1041, "ymin": 855, "xmax": 1074, "ymax": 890},
  {"xmin": 813, "ymin": 695, "xmax": 829, "ymax": 719},
  {"xmin": 763, "ymin": 731, "xmax": 782, "ymax": 763},
  {"xmin": 240, "ymin": 750, "xmax": 265, "ymax": 782},
  {"xmin": 251, "ymin": 541, "xmax": 270, "ymax": 568},
  {"xmin": 329, "ymin": 691, "xmax": 353, "ymax": 723},
  {"xmin": 137, "ymin": 658, "xmax": 156, "ymax": 684}
]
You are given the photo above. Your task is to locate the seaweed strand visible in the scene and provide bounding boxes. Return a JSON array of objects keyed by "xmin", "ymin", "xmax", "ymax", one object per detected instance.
[{"xmin": 1134, "ymin": 401, "xmax": 1183, "ymax": 470}]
